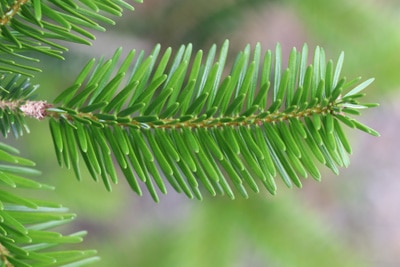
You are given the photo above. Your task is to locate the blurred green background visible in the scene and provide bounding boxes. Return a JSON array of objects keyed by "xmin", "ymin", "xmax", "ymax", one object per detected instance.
[{"xmin": 9, "ymin": 0, "xmax": 400, "ymax": 266}]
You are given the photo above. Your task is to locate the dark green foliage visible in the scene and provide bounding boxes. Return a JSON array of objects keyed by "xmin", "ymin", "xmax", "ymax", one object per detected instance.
[
  {"xmin": 47, "ymin": 41, "xmax": 378, "ymax": 201},
  {"xmin": 0, "ymin": 1, "xmax": 380, "ymax": 266},
  {"xmin": 0, "ymin": 0, "xmax": 141, "ymax": 76},
  {"xmin": 0, "ymin": 142, "xmax": 99, "ymax": 266}
]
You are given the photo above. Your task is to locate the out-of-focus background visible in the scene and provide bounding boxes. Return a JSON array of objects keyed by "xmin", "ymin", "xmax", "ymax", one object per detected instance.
[{"xmin": 10, "ymin": 0, "xmax": 400, "ymax": 266}]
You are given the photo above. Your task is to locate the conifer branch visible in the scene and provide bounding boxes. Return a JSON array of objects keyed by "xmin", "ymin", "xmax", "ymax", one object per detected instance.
[
  {"xmin": 0, "ymin": 43, "xmax": 379, "ymax": 201},
  {"xmin": 30, "ymin": 42, "xmax": 378, "ymax": 201},
  {"xmin": 0, "ymin": 141, "xmax": 99, "ymax": 266},
  {"xmin": 0, "ymin": 0, "xmax": 140, "ymax": 76},
  {"xmin": 45, "ymin": 101, "xmax": 333, "ymax": 130},
  {"xmin": 0, "ymin": 1, "xmax": 380, "ymax": 265}
]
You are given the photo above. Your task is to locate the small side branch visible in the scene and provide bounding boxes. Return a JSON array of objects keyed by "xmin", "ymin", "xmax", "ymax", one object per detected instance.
[{"xmin": 0, "ymin": 0, "xmax": 29, "ymax": 26}]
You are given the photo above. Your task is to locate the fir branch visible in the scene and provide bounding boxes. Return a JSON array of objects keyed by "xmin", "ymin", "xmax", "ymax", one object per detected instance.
[
  {"xmin": 0, "ymin": 0, "xmax": 140, "ymax": 76},
  {"xmin": 37, "ymin": 42, "xmax": 378, "ymax": 201},
  {"xmin": 44, "ymin": 101, "xmax": 334, "ymax": 130},
  {"xmin": 0, "ymin": 41, "xmax": 379, "ymax": 201},
  {"xmin": 0, "ymin": 74, "xmax": 39, "ymax": 137},
  {"xmin": 0, "ymin": 141, "xmax": 99, "ymax": 266}
]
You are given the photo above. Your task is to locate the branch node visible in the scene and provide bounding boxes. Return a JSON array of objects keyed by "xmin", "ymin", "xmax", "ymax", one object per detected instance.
[{"xmin": 20, "ymin": 101, "xmax": 53, "ymax": 120}]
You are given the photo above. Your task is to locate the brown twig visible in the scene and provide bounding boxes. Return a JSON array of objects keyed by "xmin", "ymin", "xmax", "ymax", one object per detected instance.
[
  {"xmin": 0, "ymin": 242, "xmax": 13, "ymax": 267},
  {"xmin": 0, "ymin": 0, "xmax": 29, "ymax": 26}
]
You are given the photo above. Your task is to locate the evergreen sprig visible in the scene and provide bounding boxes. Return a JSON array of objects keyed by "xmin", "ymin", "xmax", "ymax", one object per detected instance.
[
  {"xmin": 40, "ymin": 41, "xmax": 378, "ymax": 201},
  {"xmin": 0, "ymin": 1, "xmax": 381, "ymax": 266},
  {"xmin": 0, "ymin": 0, "xmax": 141, "ymax": 76},
  {"xmin": 0, "ymin": 141, "xmax": 99, "ymax": 267}
]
